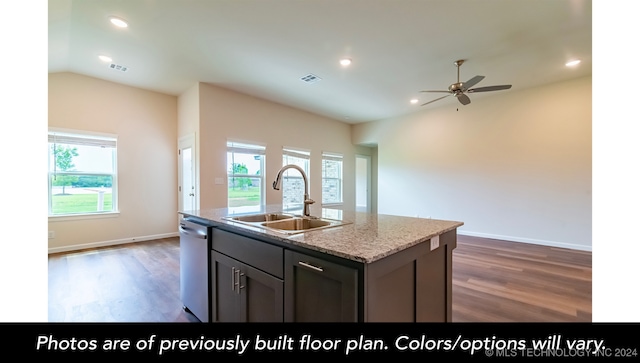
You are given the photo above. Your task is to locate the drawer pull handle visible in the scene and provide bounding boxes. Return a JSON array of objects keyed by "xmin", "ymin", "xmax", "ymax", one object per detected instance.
[
  {"xmin": 235, "ymin": 268, "xmax": 243, "ymax": 294},
  {"xmin": 298, "ymin": 261, "xmax": 323, "ymax": 272},
  {"xmin": 231, "ymin": 267, "xmax": 245, "ymax": 293},
  {"xmin": 231, "ymin": 267, "xmax": 237, "ymax": 292}
]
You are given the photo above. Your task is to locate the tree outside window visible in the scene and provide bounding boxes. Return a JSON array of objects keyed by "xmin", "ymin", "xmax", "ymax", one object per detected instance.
[
  {"xmin": 48, "ymin": 130, "xmax": 118, "ymax": 216},
  {"xmin": 227, "ymin": 141, "xmax": 265, "ymax": 213},
  {"xmin": 51, "ymin": 145, "xmax": 79, "ymax": 194}
]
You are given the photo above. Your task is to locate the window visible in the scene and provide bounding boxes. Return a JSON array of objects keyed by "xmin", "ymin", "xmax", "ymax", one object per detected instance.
[
  {"xmin": 282, "ymin": 147, "xmax": 310, "ymax": 212},
  {"xmin": 322, "ymin": 152, "xmax": 343, "ymax": 205},
  {"xmin": 48, "ymin": 129, "xmax": 118, "ymax": 216},
  {"xmin": 227, "ymin": 141, "xmax": 265, "ymax": 213}
]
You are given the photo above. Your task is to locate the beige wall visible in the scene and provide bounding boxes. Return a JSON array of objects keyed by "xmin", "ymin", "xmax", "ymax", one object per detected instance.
[
  {"xmin": 353, "ymin": 76, "xmax": 592, "ymax": 250},
  {"xmin": 48, "ymin": 72, "xmax": 178, "ymax": 252},
  {"xmin": 177, "ymin": 83, "xmax": 200, "ymax": 138},
  {"xmin": 48, "ymin": 74, "xmax": 370, "ymax": 252},
  {"xmin": 190, "ymin": 82, "xmax": 370, "ymax": 215},
  {"xmin": 51, "ymin": 71, "xmax": 588, "ymax": 252}
]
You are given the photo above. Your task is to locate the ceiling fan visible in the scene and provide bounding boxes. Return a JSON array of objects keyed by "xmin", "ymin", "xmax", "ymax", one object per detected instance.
[{"xmin": 420, "ymin": 59, "xmax": 512, "ymax": 106}]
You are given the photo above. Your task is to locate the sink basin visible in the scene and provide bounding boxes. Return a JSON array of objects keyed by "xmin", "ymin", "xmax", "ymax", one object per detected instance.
[
  {"xmin": 222, "ymin": 212, "xmax": 350, "ymax": 234},
  {"xmin": 223, "ymin": 213, "xmax": 295, "ymax": 223},
  {"xmin": 260, "ymin": 217, "xmax": 352, "ymax": 234},
  {"xmin": 260, "ymin": 218, "xmax": 332, "ymax": 231}
]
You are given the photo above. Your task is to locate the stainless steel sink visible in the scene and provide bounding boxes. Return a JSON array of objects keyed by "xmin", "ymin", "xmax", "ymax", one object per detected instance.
[{"xmin": 222, "ymin": 212, "xmax": 350, "ymax": 234}]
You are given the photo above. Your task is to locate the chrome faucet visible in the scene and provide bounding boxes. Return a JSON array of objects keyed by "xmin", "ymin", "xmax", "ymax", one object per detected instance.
[{"xmin": 273, "ymin": 164, "xmax": 315, "ymax": 217}]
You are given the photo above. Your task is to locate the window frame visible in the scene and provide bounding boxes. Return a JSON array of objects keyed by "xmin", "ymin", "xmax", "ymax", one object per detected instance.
[
  {"xmin": 281, "ymin": 147, "xmax": 311, "ymax": 212},
  {"xmin": 48, "ymin": 128, "xmax": 119, "ymax": 219},
  {"xmin": 226, "ymin": 141, "xmax": 266, "ymax": 213},
  {"xmin": 321, "ymin": 151, "xmax": 343, "ymax": 206}
]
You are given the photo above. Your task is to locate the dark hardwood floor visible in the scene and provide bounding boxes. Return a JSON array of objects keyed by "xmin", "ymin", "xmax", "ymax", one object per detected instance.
[
  {"xmin": 453, "ymin": 235, "xmax": 591, "ymax": 322},
  {"xmin": 47, "ymin": 235, "xmax": 591, "ymax": 322},
  {"xmin": 48, "ymin": 237, "xmax": 199, "ymax": 323}
]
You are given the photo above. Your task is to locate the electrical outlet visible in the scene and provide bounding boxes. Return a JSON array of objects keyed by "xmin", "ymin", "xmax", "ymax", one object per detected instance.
[
  {"xmin": 48, "ymin": 231, "xmax": 55, "ymax": 239},
  {"xmin": 430, "ymin": 235, "xmax": 439, "ymax": 251}
]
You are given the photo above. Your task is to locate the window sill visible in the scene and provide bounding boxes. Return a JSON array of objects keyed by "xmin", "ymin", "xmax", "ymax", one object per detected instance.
[
  {"xmin": 48, "ymin": 211, "xmax": 120, "ymax": 222},
  {"xmin": 321, "ymin": 203, "xmax": 343, "ymax": 208}
]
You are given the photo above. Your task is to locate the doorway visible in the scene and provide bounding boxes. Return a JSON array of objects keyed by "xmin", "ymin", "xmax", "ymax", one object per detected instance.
[
  {"xmin": 355, "ymin": 155, "xmax": 370, "ymax": 213},
  {"xmin": 178, "ymin": 133, "xmax": 197, "ymax": 212}
]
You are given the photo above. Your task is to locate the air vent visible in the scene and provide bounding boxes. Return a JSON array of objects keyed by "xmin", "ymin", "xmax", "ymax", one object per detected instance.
[
  {"xmin": 300, "ymin": 73, "xmax": 321, "ymax": 83},
  {"xmin": 109, "ymin": 63, "xmax": 129, "ymax": 72}
]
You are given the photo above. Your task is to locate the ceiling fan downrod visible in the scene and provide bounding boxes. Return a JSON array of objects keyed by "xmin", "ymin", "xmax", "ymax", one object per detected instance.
[{"xmin": 455, "ymin": 59, "xmax": 464, "ymax": 83}]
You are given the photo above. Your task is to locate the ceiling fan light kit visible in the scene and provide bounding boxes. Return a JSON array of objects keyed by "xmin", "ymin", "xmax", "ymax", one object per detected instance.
[{"xmin": 420, "ymin": 59, "xmax": 512, "ymax": 107}]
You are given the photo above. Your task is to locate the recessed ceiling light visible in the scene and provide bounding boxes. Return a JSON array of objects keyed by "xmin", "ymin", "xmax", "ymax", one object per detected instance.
[
  {"xmin": 339, "ymin": 58, "xmax": 352, "ymax": 66},
  {"xmin": 410, "ymin": 99, "xmax": 419, "ymax": 104},
  {"xmin": 565, "ymin": 60, "xmax": 581, "ymax": 67},
  {"xmin": 98, "ymin": 55, "xmax": 112, "ymax": 62},
  {"xmin": 109, "ymin": 16, "xmax": 128, "ymax": 28}
]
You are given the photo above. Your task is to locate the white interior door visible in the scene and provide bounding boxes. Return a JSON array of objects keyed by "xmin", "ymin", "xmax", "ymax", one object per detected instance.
[
  {"xmin": 179, "ymin": 134, "xmax": 197, "ymax": 212},
  {"xmin": 355, "ymin": 155, "xmax": 370, "ymax": 213}
]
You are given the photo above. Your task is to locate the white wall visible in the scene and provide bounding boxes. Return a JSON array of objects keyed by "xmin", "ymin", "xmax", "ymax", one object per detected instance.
[
  {"xmin": 190, "ymin": 82, "xmax": 371, "ymax": 215},
  {"xmin": 353, "ymin": 76, "xmax": 592, "ymax": 250},
  {"xmin": 48, "ymin": 72, "xmax": 178, "ymax": 252}
]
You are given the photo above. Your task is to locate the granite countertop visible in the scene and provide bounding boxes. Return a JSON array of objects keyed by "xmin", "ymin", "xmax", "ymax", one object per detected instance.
[{"xmin": 179, "ymin": 205, "xmax": 464, "ymax": 264}]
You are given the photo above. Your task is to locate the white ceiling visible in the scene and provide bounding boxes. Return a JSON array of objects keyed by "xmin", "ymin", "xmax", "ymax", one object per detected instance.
[{"xmin": 48, "ymin": 0, "xmax": 592, "ymax": 124}]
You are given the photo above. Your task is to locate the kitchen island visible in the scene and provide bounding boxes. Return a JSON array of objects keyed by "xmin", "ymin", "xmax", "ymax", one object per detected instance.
[{"xmin": 179, "ymin": 205, "xmax": 463, "ymax": 322}]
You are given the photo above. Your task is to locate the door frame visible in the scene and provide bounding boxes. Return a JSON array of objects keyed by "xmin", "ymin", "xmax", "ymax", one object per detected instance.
[
  {"xmin": 178, "ymin": 133, "xmax": 198, "ymax": 212},
  {"xmin": 355, "ymin": 154, "xmax": 371, "ymax": 213}
]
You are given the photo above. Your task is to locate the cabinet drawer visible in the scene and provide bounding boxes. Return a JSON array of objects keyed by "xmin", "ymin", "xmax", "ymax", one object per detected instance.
[{"xmin": 212, "ymin": 228, "xmax": 283, "ymax": 278}]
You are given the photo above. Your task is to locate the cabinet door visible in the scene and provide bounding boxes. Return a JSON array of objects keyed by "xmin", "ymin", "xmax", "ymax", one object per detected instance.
[
  {"xmin": 212, "ymin": 251, "xmax": 284, "ymax": 322},
  {"xmin": 284, "ymin": 250, "xmax": 358, "ymax": 322},
  {"xmin": 239, "ymin": 262, "xmax": 284, "ymax": 322},
  {"xmin": 211, "ymin": 251, "xmax": 242, "ymax": 322}
]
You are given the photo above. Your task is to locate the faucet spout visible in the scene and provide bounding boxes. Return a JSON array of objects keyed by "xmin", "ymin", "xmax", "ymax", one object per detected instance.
[{"xmin": 273, "ymin": 164, "xmax": 315, "ymax": 217}]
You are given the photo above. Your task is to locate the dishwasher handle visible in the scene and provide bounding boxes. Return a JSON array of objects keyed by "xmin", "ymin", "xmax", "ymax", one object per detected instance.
[{"xmin": 179, "ymin": 223, "xmax": 208, "ymax": 239}]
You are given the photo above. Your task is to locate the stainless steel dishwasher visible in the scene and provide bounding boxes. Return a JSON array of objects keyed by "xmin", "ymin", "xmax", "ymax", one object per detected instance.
[{"xmin": 179, "ymin": 217, "xmax": 211, "ymax": 322}]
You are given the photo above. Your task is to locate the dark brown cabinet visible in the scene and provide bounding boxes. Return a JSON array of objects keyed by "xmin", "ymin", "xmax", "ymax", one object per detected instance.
[
  {"xmin": 363, "ymin": 230, "xmax": 456, "ymax": 322},
  {"xmin": 211, "ymin": 251, "xmax": 283, "ymax": 322},
  {"xmin": 211, "ymin": 228, "xmax": 284, "ymax": 322},
  {"xmin": 207, "ymin": 226, "xmax": 456, "ymax": 323},
  {"xmin": 284, "ymin": 250, "xmax": 358, "ymax": 322}
]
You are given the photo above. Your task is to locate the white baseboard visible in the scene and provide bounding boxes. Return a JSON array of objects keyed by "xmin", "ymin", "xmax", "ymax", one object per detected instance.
[
  {"xmin": 457, "ymin": 230, "xmax": 592, "ymax": 252},
  {"xmin": 48, "ymin": 232, "xmax": 180, "ymax": 254}
]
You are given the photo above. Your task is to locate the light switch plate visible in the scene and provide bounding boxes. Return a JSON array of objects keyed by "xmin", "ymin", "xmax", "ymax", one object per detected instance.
[
  {"xmin": 214, "ymin": 177, "xmax": 224, "ymax": 185},
  {"xmin": 430, "ymin": 235, "xmax": 439, "ymax": 251}
]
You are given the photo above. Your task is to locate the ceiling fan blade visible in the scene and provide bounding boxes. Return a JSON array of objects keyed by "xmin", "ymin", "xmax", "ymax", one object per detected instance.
[
  {"xmin": 467, "ymin": 85, "xmax": 512, "ymax": 93},
  {"xmin": 463, "ymin": 75, "xmax": 485, "ymax": 90},
  {"xmin": 456, "ymin": 93, "xmax": 471, "ymax": 105},
  {"xmin": 420, "ymin": 90, "xmax": 451, "ymax": 93},
  {"xmin": 421, "ymin": 94, "xmax": 450, "ymax": 106}
]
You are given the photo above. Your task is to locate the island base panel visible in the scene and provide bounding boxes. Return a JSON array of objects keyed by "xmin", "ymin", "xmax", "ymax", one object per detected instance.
[{"xmin": 364, "ymin": 229, "xmax": 456, "ymax": 322}]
